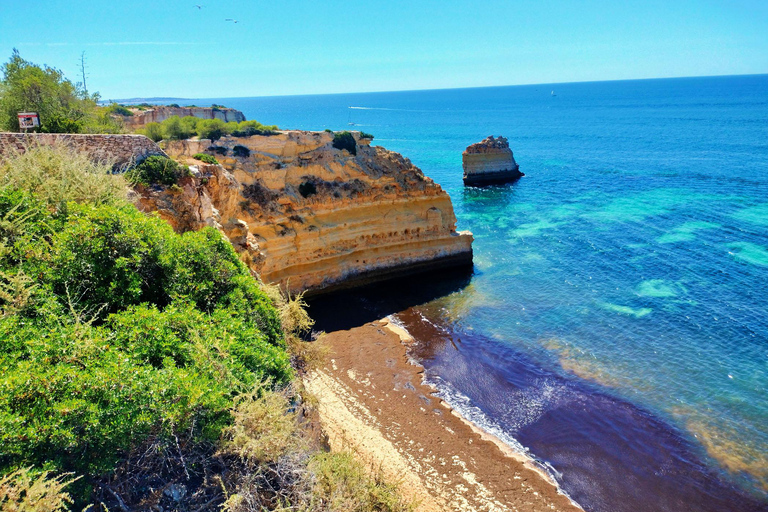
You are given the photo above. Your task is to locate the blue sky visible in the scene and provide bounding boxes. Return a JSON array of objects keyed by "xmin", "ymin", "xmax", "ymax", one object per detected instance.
[{"xmin": 1, "ymin": 1, "xmax": 766, "ymax": 99}]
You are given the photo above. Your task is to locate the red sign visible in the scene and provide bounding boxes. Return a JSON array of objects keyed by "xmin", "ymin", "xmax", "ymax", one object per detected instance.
[{"xmin": 18, "ymin": 112, "xmax": 40, "ymax": 129}]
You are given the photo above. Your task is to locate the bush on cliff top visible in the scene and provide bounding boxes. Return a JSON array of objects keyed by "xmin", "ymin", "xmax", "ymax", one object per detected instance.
[
  {"xmin": 193, "ymin": 152, "xmax": 218, "ymax": 164},
  {"xmin": 0, "ymin": 145, "xmax": 290, "ymax": 506},
  {"xmin": 332, "ymin": 131, "xmax": 357, "ymax": 155},
  {"xmin": 140, "ymin": 121, "xmax": 164, "ymax": 141},
  {"xmin": 125, "ymin": 155, "xmax": 190, "ymax": 186}
]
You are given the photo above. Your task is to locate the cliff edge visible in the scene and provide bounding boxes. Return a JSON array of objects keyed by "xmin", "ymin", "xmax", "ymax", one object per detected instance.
[
  {"xmin": 137, "ymin": 131, "xmax": 473, "ymax": 295},
  {"xmin": 124, "ymin": 106, "xmax": 246, "ymax": 129},
  {"xmin": 463, "ymin": 135, "xmax": 523, "ymax": 186}
]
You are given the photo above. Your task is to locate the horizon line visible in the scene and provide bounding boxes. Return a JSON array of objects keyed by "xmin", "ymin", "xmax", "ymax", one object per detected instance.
[{"xmin": 106, "ymin": 72, "xmax": 768, "ymax": 103}]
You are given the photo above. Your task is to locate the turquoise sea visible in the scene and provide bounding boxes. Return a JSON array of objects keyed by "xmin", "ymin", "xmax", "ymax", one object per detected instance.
[{"xmin": 191, "ymin": 75, "xmax": 768, "ymax": 511}]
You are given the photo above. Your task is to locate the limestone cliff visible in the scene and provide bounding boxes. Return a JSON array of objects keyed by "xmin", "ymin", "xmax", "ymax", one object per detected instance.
[
  {"xmin": 462, "ymin": 136, "xmax": 522, "ymax": 186},
  {"xmin": 136, "ymin": 131, "xmax": 473, "ymax": 295},
  {"xmin": 124, "ymin": 106, "xmax": 246, "ymax": 129}
]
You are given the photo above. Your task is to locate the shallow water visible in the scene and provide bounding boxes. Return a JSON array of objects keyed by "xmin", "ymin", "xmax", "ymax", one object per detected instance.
[{"xmin": 195, "ymin": 75, "xmax": 768, "ymax": 511}]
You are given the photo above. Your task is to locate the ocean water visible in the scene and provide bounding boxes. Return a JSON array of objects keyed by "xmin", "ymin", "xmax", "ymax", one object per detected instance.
[{"xmin": 193, "ymin": 75, "xmax": 768, "ymax": 511}]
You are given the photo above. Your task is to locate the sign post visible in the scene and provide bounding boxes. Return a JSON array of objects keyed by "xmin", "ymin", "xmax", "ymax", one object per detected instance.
[{"xmin": 17, "ymin": 112, "xmax": 40, "ymax": 132}]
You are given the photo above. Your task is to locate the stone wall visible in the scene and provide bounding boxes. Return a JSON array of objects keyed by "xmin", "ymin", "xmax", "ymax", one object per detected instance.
[{"xmin": 0, "ymin": 133, "xmax": 166, "ymax": 170}]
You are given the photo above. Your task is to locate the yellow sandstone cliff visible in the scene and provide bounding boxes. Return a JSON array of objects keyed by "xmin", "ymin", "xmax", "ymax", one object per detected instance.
[{"xmin": 136, "ymin": 131, "xmax": 473, "ymax": 295}]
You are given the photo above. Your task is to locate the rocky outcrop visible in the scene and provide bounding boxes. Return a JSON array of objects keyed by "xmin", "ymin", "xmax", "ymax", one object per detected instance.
[
  {"xmin": 124, "ymin": 106, "xmax": 246, "ymax": 129},
  {"xmin": 137, "ymin": 131, "xmax": 473, "ymax": 295},
  {"xmin": 462, "ymin": 136, "xmax": 522, "ymax": 186}
]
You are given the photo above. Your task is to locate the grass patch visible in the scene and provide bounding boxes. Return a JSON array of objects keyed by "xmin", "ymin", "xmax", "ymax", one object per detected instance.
[{"xmin": 193, "ymin": 152, "xmax": 218, "ymax": 164}]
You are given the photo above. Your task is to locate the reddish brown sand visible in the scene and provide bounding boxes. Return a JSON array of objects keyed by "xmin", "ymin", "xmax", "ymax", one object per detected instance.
[{"xmin": 304, "ymin": 318, "xmax": 582, "ymax": 512}]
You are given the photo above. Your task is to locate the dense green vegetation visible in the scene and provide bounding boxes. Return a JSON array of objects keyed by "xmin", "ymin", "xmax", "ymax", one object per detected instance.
[
  {"xmin": 193, "ymin": 152, "xmax": 219, "ymax": 164},
  {"xmin": 0, "ymin": 50, "xmax": 122, "ymax": 134},
  {"xmin": 125, "ymin": 155, "xmax": 190, "ymax": 186},
  {"xmin": 0, "ymin": 146, "xmax": 289, "ymax": 504},
  {"xmin": 359, "ymin": 131, "xmax": 374, "ymax": 140},
  {"xmin": 0, "ymin": 146, "xmax": 411, "ymax": 511},
  {"xmin": 332, "ymin": 131, "xmax": 358, "ymax": 155},
  {"xmin": 138, "ymin": 116, "xmax": 279, "ymax": 142}
]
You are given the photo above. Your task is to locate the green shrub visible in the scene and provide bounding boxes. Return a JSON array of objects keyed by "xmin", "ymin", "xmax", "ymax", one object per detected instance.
[
  {"xmin": 208, "ymin": 145, "xmax": 228, "ymax": 155},
  {"xmin": 179, "ymin": 115, "xmax": 200, "ymax": 135},
  {"xmin": 106, "ymin": 103, "xmax": 133, "ymax": 116},
  {"xmin": 198, "ymin": 118, "xmax": 229, "ymax": 142},
  {"xmin": 168, "ymin": 103, "xmax": 180, "ymax": 108},
  {"xmin": 193, "ymin": 152, "xmax": 218, "ymax": 164},
  {"xmin": 125, "ymin": 155, "xmax": 189, "ymax": 187},
  {"xmin": 233, "ymin": 145, "xmax": 251, "ymax": 158},
  {"xmin": 359, "ymin": 131, "xmax": 374, "ymax": 140},
  {"xmin": 332, "ymin": 131, "xmax": 357, "ymax": 155},
  {"xmin": 230, "ymin": 120, "xmax": 279, "ymax": 137},
  {"xmin": 161, "ymin": 115, "xmax": 194, "ymax": 140},
  {"xmin": 0, "ymin": 148, "xmax": 292, "ymax": 505},
  {"xmin": 325, "ymin": 128, "xmax": 334, "ymax": 133},
  {"xmin": 141, "ymin": 121, "xmax": 163, "ymax": 142}
]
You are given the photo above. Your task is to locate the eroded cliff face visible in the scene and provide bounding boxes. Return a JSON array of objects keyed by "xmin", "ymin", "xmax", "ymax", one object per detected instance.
[
  {"xmin": 124, "ymin": 106, "xmax": 246, "ymax": 129},
  {"xmin": 136, "ymin": 131, "xmax": 473, "ymax": 295}
]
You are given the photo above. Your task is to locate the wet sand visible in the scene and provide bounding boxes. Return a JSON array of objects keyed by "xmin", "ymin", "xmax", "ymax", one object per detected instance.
[{"xmin": 304, "ymin": 318, "xmax": 581, "ymax": 512}]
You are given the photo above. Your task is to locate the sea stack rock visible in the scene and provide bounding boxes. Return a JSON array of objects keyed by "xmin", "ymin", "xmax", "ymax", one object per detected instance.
[{"xmin": 462, "ymin": 136, "xmax": 523, "ymax": 186}]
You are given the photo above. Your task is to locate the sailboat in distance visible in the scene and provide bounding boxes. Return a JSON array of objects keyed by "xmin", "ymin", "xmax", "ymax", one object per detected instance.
[{"xmin": 551, "ymin": 90, "xmax": 557, "ymax": 97}]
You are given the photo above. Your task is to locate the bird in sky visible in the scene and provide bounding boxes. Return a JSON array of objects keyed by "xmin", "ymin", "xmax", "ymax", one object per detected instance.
[
  {"xmin": 194, "ymin": 4, "xmax": 202, "ymax": 9},
  {"xmin": 225, "ymin": 18, "xmax": 239, "ymax": 23}
]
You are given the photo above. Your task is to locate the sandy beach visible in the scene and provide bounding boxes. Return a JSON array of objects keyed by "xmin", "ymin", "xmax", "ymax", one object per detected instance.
[{"xmin": 304, "ymin": 318, "xmax": 582, "ymax": 512}]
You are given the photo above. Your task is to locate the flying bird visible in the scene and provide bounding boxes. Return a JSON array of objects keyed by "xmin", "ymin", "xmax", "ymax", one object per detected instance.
[
  {"xmin": 194, "ymin": 4, "xmax": 202, "ymax": 9},
  {"xmin": 225, "ymin": 18, "xmax": 239, "ymax": 23}
]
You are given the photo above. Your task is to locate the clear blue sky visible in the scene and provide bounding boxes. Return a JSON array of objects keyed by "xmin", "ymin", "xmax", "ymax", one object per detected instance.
[{"xmin": 1, "ymin": 1, "xmax": 766, "ymax": 99}]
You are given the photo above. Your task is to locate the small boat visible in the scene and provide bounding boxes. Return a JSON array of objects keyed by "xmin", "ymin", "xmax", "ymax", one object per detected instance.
[
  {"xmin": 347, "ymin": 108, "xmax": 357, "ymax": 126},
  {"xmin": 551, "ymin": 90, "xmax": 557, "ymax": 97}
]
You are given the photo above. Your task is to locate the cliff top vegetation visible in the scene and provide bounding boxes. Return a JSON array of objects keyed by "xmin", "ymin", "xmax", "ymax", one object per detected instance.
[
  {"xmin": 0, "ymin": 143, "xmax": 411, "ymax": 511},
  {"xmin": 0, "ymin": 50, "xmax": 122, "ymax": 134}
]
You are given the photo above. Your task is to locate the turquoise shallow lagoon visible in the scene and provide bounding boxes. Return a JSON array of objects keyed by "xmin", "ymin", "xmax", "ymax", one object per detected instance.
[{"xmin": 195, "ymin": 75, "xmax": 768, "ymax": 511}]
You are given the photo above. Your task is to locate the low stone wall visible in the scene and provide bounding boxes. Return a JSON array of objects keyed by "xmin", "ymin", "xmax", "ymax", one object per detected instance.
[{"xmin": 0, "ymin": 133, "xmax": 166, "ymax": 171}]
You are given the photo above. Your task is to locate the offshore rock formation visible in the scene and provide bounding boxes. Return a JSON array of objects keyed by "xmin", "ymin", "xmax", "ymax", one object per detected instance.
[
  {"xmin": 137, "ymin": 131, "xmax": 473, "ymax": 295},
  {"xmin": 462, "ymin": 136, "xmax": 523, "ymax": 186},
  {"xmin": 124, "ymin": 106, "xmax": 245, "ymax": 130}
]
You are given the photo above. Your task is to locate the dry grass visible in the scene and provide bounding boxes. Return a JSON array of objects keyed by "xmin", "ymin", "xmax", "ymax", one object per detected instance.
[
  {"xmin": 0, "ymin": 144, "xmax": 128, "ymax": 209},
  {"xmin": 0, "ymin": 468, "xmax": 78, "ymax": 512},
  {"xmin": 261, "ymin": 282, "xmax": 329, "ymax": 373},
  {"xmin": 221, "ymin": 384, "xmax": 303, "ymax": 465}
]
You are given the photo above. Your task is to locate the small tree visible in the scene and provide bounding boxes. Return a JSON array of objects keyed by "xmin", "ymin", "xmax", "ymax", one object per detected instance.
[
  {"xmin": 197, "ymin": 118, "xmax": 229, "ymax": 142},
  {"xmin": 0, "ymin": 49, "xmax": 99, "ymax": 133},
  {"xmin": 161, "ymin": 116, "xmax": 194, "ymax": 140},
  {"xmin": 141, "ymin": 122, "xmax": 163, "ymax": 142}
]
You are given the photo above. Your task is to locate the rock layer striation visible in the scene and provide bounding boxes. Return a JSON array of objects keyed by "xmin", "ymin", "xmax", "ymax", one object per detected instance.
[
  {"xmin": 137, "ymin": 131, "xmax": 473, "ymax": 295},
  {"xmin": 124, "ymin": 106, "xmax": 245, "ymax": 130},
  {"xmin": 462, "ymin": 135, "xmax": 522, "ymax": 186}
]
